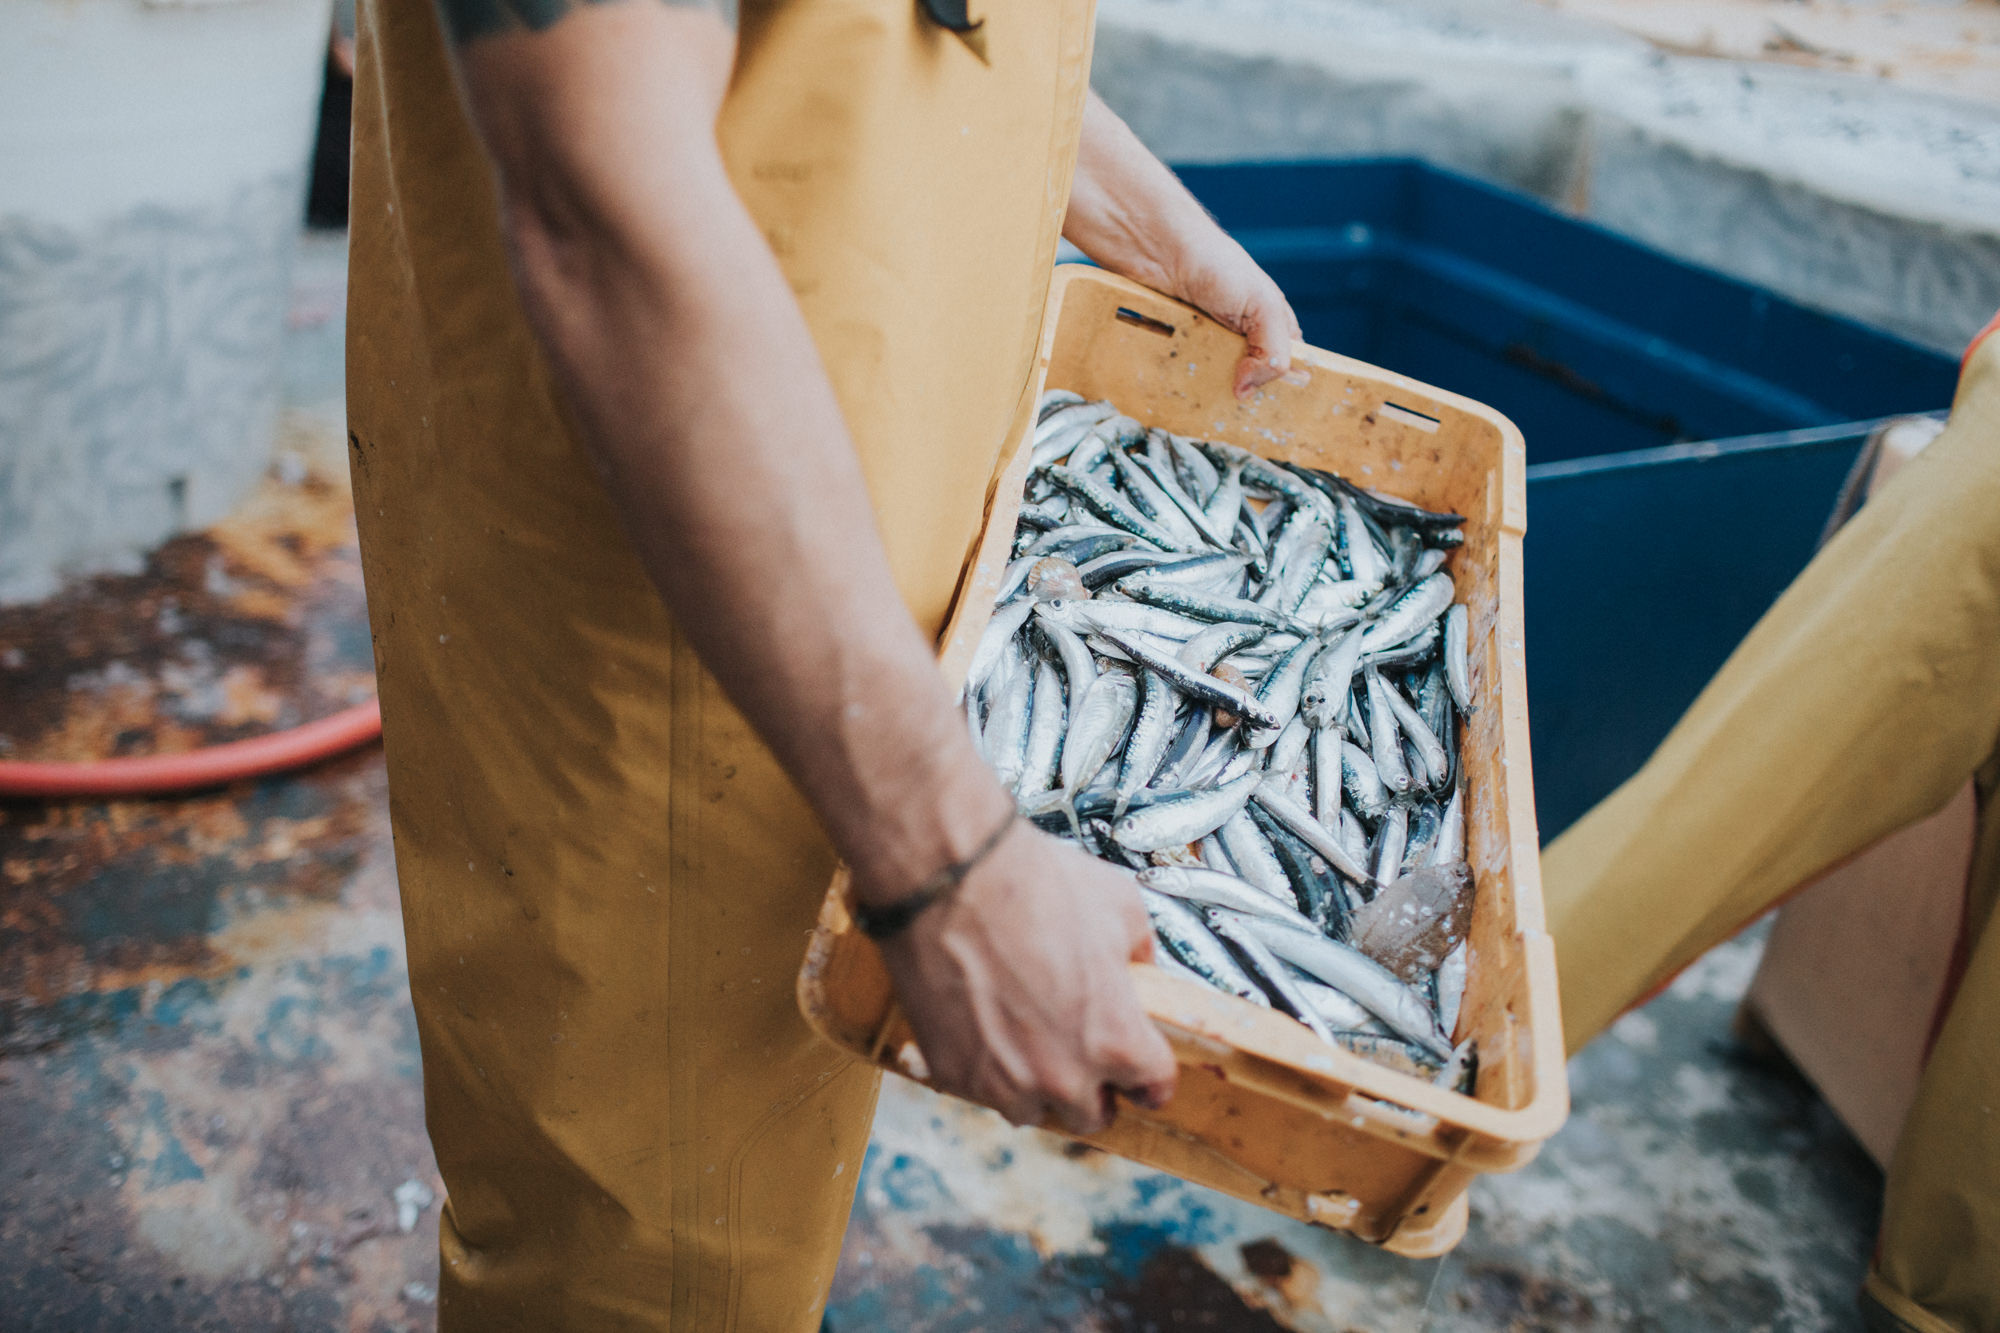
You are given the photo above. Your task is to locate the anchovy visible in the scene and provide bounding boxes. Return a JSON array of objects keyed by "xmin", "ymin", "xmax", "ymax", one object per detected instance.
[
  {"xmin": 1112, "ymin": 772, "xmax": 1260, "ymax": 852},
  {"xmin": 1363, "ymin": 623, "xmax": 1440, "ymax": 671},
  {"xmin": 995, "ymin": 555, "xmax": 1038, "ymax": 607},
  {"xmin": 1248, "ymin": 801, "xmax": 1352, "ymax": 938},
  {"xmin": 1166, "ymin": 432, "xmax": 1221, "ymax": 503},
  {"xmin": 1125, "ymin": 449, "xmax": 1231, "ymax": 551},
  {"xmin": 1143, "ymin": 891, "xmax": 1271, "ymax": 1007},
  {"xmin": 1015, "ymin": 500, "xmax": 1071, "ymax": 532},
  {"xmin": 1301, "ymin": 624, "xmax": 1367, "ymax": 728},
  {"xmin": 1341, "ymin": 740, "xmax": 1391, "ymax": 823},
  {"xmin": 1374, "ymin": 665, "xmax": 1448, "ymax": 789},
  {"xmin": 1212, "ymin": 743, "xmax": 1261, "ymax": 787},
  {"xmin": 1239, "ymin": 453, "xmax": 1332, "ymax": 515},
  {"xmin": 1110, "ymin": 445, "xmax": 1205, "ymax": 547},
  {"xmin": 1429, "ymin": 785, "xmax": 1466, "ymax": 868},
  {"xmin": 1137, "ymin": 864, "xmax": 1311, "ymax": 928},
  {"xmin": 1234, "ymin": 915, "xmax": 1451, "ymax": 1058},
  {"xmin": 1018, "ymin": 658, "xmax": 1067, "ymax": 798},
  {"xmin": 1024, "ymin": 522, "xmax": 1126, "ymax": 558},
  {"xmin": 1114, "ymin": 573, "xmax": 1303, "ymax": 632},
  {"xmin": 1251, "ymin": 779, "xmax": 1375, "ymax": 887},
  {"xmin": 1260, "ymin": 511, "xmax": 1335, "ymax": 615},
  {"xmin": 1178, "ymin": 621, "xmax": 1270, "ymax": 674},
  {"xmin": 1032, "ymin": 420, "xmax": 1096, "ymax": 470},
  {"xmin": 1182, "ymin": 729, "xmax": 1242, "ymax": 790},
  {"xmin": 1332, "ymin": 1032, "xmax": 1445, "ymax": 1079},
  {"xmin": 1247, "ymin": 634, "xmax": 1319, "ymax": 748},
  {"xmin": 1436, "ymin": 1038, "xmax": 1477, "ymax": 1093},
  {"xmin": 1297, "ymin": 578, "xmax": 1374, "ymax": 627},
  {"xmin": 1139, "ymin": 551, "xmax": 1252, "ymax": 587},
  {"xmin": 1031, "ymin": 607, "xmax": 1099, "ymax": 713},
  {"xmin": 1116, "ymin": 671, "xmax": 1176, "ymax": 817},
  {"xmin": 1436, "ymin": 942, "xmax": 1469, "ymax": 1038},
  {"xmin": 1337, "ymin": 809, "xmax": 1371, "ymax": 883},
  {"xmin": 1198, "ymin": 833, "xmax": 1235, "ymax": 875},
  {"xmin": 1366, "ymin": 668, "xmax": 1414, "ymax": 795},
  {"xmin": 1312, "ymin": 724, "xmax": 1343, "ymax": 829},
  {"xmin": 1205, "ymin": 908, "xmax": 1337, "ymax": 1042},
  {"xmin": 967, "ymin": 597, "xmax": 1038, "ymax": 700},
  {"xmin": 1036, "ymin": 389, "xmax": 1089, "ymax": 423},
  {"xmin": 1405, "ymin": 801, "xmax": 1443, "ymax": 873},
  {"xmin": 1153, "ymin": 949, "xmax": 1210, "ymax": 988},
  {"xmin": 1386, "ymin": 526, "xmax": 1422, "ymax": 585},
  {"xmin": 1154, "ymin": 704, "xmax": 1212, "ymax": 791},
  {"xmin": 1067, "ymin": 413, "xmax": 1144, "ymax": 470},
  {"xmin": 1044, "ymin": 598, "xmax": 1208, "ymax": 644},
  {"xmin": 1060, "ymin": 669, "xmax": 1138, "ymax": 806},
  {"xmin": 1041, "ymin": 464, "xmax": 1190, "ymax": 551},
  {"xmin": 1290, "ymin": 974, "xmax": 1383, "ymax": 1033},
  {"xmin": 1342, "ymin": 477, "xmax": 1465, "ymax": 532},
  {"xmin": 1444, "ymin": 603, "xmax": 1472, "ymax": 712},
  {"xmin": 1372, "ymin": 806, "xmax": 1409, "ymax": 886},
  {"xmin": 1090, "ymin": 627, "xmax": 1281, "ymax": 732},
  {"xmin": 1267, "ymin": 713, "xmax": 1312, "ymax": 777},
  {"xmin": 1077, "ymin": 548, "xmax": 1174, "ymax": 590},
  {"xmin": 986, "ymin": 648, "xmax": 1036, "ymax": 789},
  {"xmin": 1339, "ymin": 497, "xmax": 1386, "ymax": 589},
  {"xmin": 1217, "ymin": 809, "xmax": 1294, "ymax": 904},
  {"xmin": 1360, "ymin": 572, "xmax": 1455, "ymax": 654},
  {"xmin": 1203, "ymin": 456, "xmax": 1246, "ymax": 535}
]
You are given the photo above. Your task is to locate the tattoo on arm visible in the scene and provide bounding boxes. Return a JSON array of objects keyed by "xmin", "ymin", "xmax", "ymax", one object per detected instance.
[{"xmin": 438, "ymin": 0, "xmax": 735, "ymax": 43}]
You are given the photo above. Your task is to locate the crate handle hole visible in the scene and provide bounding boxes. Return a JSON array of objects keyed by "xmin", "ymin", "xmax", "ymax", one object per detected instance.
[
  {"xmin": 1115, "ymin": 306, "xmax": 1176, "ymax": 337},
  {"xmin": 1382, "ymin": 401, "xmax": 1441, "ymax": 433}
]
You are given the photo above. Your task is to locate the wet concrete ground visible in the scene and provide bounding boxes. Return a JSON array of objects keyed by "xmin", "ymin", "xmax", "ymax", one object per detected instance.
[{"xmin": 0, "ymin": 232, "xmax": 1883, "ymax": 1331}]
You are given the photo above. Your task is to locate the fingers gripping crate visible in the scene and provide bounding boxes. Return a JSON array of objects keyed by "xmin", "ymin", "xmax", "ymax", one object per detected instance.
[{"xmin": 797, "ymin": 266, "xmax": 1567, "ymax": 1257}]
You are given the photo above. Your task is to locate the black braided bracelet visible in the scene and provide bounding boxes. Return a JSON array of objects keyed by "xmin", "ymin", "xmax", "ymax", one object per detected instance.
[{"xmin": 851, "ymin": 808, "xmax": 1017, "ymax": 941}]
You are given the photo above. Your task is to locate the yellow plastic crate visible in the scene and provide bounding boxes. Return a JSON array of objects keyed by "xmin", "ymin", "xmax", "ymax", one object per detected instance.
[{"xmin": 799, "ymin": 266, "xmax": 1567, "ymax": 1257}]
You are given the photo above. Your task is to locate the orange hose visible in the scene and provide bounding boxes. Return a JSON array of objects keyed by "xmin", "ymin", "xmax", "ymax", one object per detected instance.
[{"xmin": 0, "ymin": 700, "xmax": 382, "ymax": 799}]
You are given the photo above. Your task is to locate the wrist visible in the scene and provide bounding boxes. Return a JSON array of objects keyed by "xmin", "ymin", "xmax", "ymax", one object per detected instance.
[
  {"xmin": 849, "ymin": 802, "xmax": 1016, "ymax": 939},
  {"xmin": 840, "ymin": 736, "xmax": 1017, "ymax": 912}
]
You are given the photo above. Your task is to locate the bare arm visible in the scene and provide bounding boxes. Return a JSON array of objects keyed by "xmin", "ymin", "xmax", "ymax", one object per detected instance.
[
  {"xmin": 1065, "ymin": 92, "xmax": 1304, "ymax": 400},
  {"xmin": 439, "ymin": 1, "xmax": 1175, "ymax": 1132}
]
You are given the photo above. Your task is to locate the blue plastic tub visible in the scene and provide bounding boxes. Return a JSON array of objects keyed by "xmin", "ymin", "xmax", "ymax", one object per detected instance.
[{"xmin": 1177, "ymin": 160, "xmax": 1959, "ymax": 837}]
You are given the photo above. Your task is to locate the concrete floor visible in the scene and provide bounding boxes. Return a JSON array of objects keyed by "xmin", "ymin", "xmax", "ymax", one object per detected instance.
[
  {"xmin": 0, "ymin": 233, "xmax": 1886, "ymax": 1331},
  {"xmin": 1093, "ymin": 0, "xmax": 2000, "ymax": 356}
]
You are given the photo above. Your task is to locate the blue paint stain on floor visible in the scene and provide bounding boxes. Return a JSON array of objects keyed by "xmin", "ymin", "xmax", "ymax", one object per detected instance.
[{"xmin": 827, "ymin": 930, "xmax": 1882, "ymax": 1332}]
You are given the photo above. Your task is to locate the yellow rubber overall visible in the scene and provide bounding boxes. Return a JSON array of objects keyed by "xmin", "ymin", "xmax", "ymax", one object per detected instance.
[
  {"xmin": 1544, "ymin": 326, "xmax": 2000, "ymax": 1332},
  {"xmin": 344, "ymin": 0, "xmax": 1095, "ymax": 1326}
]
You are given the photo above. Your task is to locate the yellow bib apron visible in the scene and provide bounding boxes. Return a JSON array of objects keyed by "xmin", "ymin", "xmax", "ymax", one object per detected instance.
[
  {"xmin": 345, "ymin": 0, "xmax": 1094, "ymax": 1326},
  {"xmin": 1545, "ymin": 328, "xmax": 2000, "ymax": 1332}
]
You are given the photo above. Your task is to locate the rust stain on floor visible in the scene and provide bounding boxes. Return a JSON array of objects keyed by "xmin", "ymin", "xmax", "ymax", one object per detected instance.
[
  {"xmin": 0, "ymin": 470, "xmax": 372, "ymax": 767},
  {"xmin": 0, "ymin": 461, "xmax": 440, "ymax": 1333}
]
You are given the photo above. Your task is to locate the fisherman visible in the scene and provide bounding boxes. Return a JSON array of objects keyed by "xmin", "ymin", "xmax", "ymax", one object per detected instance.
[
  {"xmin": 345, "ymin": 0, "xmax": 1302, "ymax": 1326},
  {"xmin": 1545, "ymin": 311, "xmax": 2000, "ymax": 1333}
]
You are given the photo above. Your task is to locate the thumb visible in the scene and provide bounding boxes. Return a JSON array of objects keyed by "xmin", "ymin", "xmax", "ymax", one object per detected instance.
[
  {"xmin": 1232, "ymin": 286, "xmax": 1303, "ymax": 400},
  {"xmin": 1109, "ymin": 1002, "xmax": 1179, "ymax": 1110}
]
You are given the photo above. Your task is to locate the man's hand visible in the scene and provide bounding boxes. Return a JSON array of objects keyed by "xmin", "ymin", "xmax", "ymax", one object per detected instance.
[
  {"xmin": 1064, "ymin": 93, "xmax": 1304, "ymax": 400},
  {"xmin": 876, "ymin": 828, "xmax": 1177, "ymax": 1135},
  {"xmin": 1166, "ymin": 232, "xmax": 1306, "ymax": 402}
]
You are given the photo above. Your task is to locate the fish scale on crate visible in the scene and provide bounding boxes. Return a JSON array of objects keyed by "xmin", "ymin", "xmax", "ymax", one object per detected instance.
[{"xmin": 962, "ymin": 389, "xmax": 1479, "ymax": 1090}]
